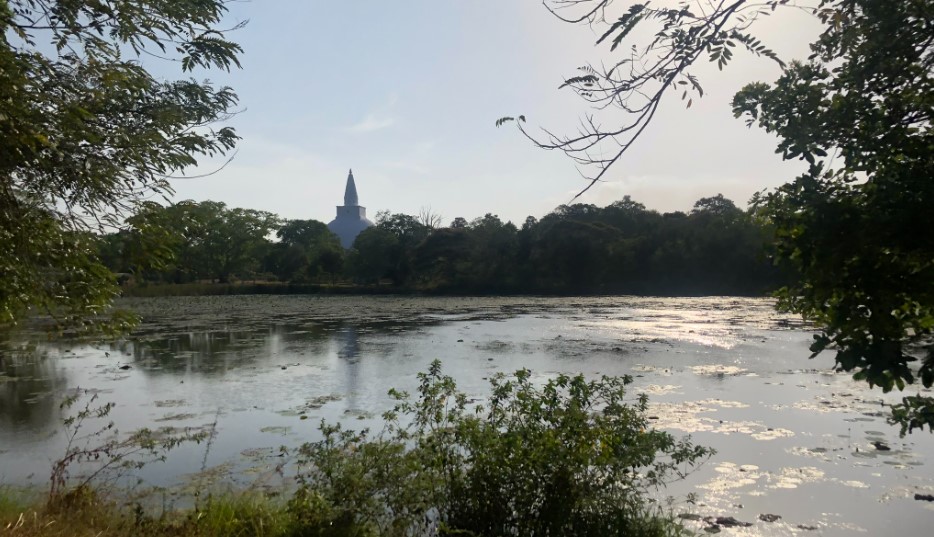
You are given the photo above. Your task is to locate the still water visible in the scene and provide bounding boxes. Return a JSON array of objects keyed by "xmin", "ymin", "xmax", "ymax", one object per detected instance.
[{"xmin": 1, "ymin": 295, "xmax": 932, "ymax": 534}]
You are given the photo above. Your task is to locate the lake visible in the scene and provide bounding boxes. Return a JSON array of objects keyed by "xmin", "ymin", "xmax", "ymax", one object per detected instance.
[{"xmin": 1, "ymin": 295, "xmax": 932, "ymax": 535}]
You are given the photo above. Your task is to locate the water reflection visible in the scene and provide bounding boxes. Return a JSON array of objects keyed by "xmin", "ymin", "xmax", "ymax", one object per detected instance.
[
  {"xmin": 0, "ymin": 343, "xmax": 67, "ymax": 434},
  {"xmin": 119, "ymin": 324, "xmax": 333, "ymax": 375},
  {"xmin": 336, "ymin": 325, "xmax": 361, "ymax": 410},
  {"xmin": 337, "ymin": 325, "xmax": 360, "ymax": 362}
]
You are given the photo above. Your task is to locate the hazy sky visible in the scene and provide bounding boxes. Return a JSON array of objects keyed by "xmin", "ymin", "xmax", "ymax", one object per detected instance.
[{"xmin": 171, "ymin": 1, "xmax": 823, "ymax": 225}]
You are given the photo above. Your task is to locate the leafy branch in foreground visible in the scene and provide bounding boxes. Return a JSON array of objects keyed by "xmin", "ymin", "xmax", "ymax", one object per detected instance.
[
  {"xmin": 498, "ymin": 0, "xmax": 796, "ymax": 199},
  {"xmin": 293, "ymin": 360, "xmax": 712, "ymax": 536},
  {"xmin": 734, "ymin": 0, "xmax": 934, "ymax": 433},
  {"xmin": 0, "ymin": 0, "xmax": 243, "ymax": 333}
]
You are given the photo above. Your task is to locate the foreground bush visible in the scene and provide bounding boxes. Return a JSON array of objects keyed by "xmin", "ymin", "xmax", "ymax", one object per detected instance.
[{"xmin": 293, "ymin": 361, "xmax": 712, "ymax": 536}]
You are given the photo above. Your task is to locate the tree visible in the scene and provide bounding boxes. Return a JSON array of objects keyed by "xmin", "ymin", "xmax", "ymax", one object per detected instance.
[
  {"xmin": 465, "ymin": 214, "xmax": 519, "ymax": 288},
  {"xmin": 349, "ymin": 227, "xmax": 399, "ymax": 284},
  {"xmin": 531, "ymin": 213, "xmax": 616, "ymax": 290},
  {"xmin": 734, "ymin": 1, "xmax": 934, "ymax": 432},
  {"xmin": 272, "ymin": 219, "xmax": 343, "ymax": 282},
  {"xmin": 120, "ymin": 201, "xmax": 189, "ymax": 281},
  {"xmin": 378, "ymin": 213, "xmax": 430, "ymax": 245},
  {"xmin": 1, "ymin": 1, "xmax": 242, "ymax": 331},
  {"xmin": 109, "ymin": 201, "xmax": 278, "ymax": 284},
  {"xmin": 413, "ymin": 228, "xmax": 473, "ymax": 288},
  {"xmin": 684, "ymin": 196, "xmax": 772, "ymax": 294},
  {"xmin": 376, "ymin": 213, "xmax": 430, "ymax": 285},
  {"xmin": 692, "ymin": 194, "xmax": 742, "ymax": 219},
  {"xmin": 417, "ymin": 206, "xmax": 444, "ymax": 230},
  {"xmin": 509, "ymin": 0, "xmax": 933, "ymax": 431},
  {"xmin": 195, "ymin": 203, "xmax": 279, "ymax": 283},
  {"xmin": 277, "ymin": 219, "xmax": 337, "ymax": 249}
]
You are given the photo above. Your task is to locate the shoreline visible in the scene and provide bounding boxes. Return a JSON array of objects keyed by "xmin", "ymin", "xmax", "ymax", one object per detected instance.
[{"xmin": 120, "ymin": 281, "xmax": 773, "ymax": 299}]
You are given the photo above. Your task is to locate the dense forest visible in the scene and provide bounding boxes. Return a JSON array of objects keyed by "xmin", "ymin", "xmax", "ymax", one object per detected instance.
[{"xmin": 97, "ymin": 194, "xmax": 789, "ymax": 295}]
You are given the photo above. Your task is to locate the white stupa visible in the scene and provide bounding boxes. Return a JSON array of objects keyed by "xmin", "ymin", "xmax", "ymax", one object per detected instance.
[{"xmin": 327, "ymin": 169, "xmax": 374, "ymax": 248}]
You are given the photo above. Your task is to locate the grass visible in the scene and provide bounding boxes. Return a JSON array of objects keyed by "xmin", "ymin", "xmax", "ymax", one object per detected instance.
[
  {"xmin": 1, "ymin": 489, "xmax": 299, "ymax": 537},
  {"xmin": 1, "ymin": 488, "xmax": 689, "ymax": 537},
  {"xmin": 0, "ymin": 487, "xmax": 32, "ymax": 522}
]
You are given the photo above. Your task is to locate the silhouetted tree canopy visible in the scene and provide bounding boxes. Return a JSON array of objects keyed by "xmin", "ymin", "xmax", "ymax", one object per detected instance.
[{"xmin": 98, "ymin": 193, "xmax": 785, "ymax": 296}]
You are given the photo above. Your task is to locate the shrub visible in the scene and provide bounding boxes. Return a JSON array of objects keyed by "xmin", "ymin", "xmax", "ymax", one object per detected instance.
[{"xmin": 295, "ymin": 361, "xmax": 712, "ymax": 536}]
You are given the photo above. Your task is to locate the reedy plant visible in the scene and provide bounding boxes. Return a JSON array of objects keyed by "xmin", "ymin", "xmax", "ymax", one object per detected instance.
[{"xmin": 49, "ymin": 389, "xmax": 208, "ymax": 507}]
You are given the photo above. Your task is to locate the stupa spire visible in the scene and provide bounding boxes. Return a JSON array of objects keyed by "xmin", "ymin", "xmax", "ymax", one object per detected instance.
[
  {"xmin": 344, "ymin": 169, "xmax": 359, "ymax": 206},
  {"xmin": 328, "ymin": 168, "xmax": 373, "ymax": 248}
]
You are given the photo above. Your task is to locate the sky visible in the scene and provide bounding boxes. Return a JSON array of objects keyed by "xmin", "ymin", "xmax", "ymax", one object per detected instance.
[{"xmin": 169, "ymin": 0, "xmax": 824, "ymax": 226}]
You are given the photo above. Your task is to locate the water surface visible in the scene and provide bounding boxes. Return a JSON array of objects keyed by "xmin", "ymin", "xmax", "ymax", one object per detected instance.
[{"xmin": 1, "ymin": 296, "xmax": 932, "ymax": 535}]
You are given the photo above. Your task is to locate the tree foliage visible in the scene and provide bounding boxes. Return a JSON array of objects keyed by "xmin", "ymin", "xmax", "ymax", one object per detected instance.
[
  {"xmin": 512, "ymin": 0, "xmax": 933, "ymax": 431},
  {"xmin": 106, "ymin": 201, "xmax": 281, "ymax": 284},
  {"xmin": 344, "ymin": 196, "xmax": 780, "ymax": 294},
  {"xmin": 100, "ymin": 194, "xmax": 782, "ymax": 295},
  {"xmin": 350, "ymin": 213, "xmax": 430, "ymax": 285},
  {"xmin": 0, "ymin": 0, "xmax": 242, "ymax": 331},
  {"xmin": 734, "ymin": 0, "xmax": 934, "ymax": 433},
  {"xmin": 272, "ymin": 219, "xmax": 344, "ymax": 282}
]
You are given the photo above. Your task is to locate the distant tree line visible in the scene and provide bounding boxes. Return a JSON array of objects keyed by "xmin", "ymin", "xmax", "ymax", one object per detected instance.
[{"xmin": 97, "ymin": 194, "xmax": 790, "ymax": 295}]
